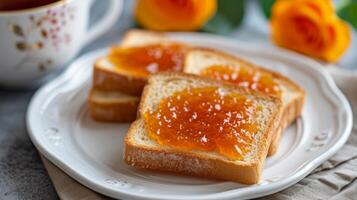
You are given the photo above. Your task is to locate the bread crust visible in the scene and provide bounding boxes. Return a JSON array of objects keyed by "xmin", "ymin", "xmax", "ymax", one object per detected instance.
[
  {"xmin": 92, "ymin": 30, "xmax": 167, "ymax": 96},
  {"xmin": 185, "ymin": 47, "xmax": 304, "ymax": 93},
  {"xmin": 124, "ymin": 121, "xmax": 263, "ymax": 184},
  {"xmin": 88, "ymin": 89, "xmax": 140, "ymax": 122},
  {"xmin": 267, "ymin": 93, "xmax": 305, "ymax": 155},
  {"xmin": 93, "ymin": 60, "xmax": 147, "ymax": 96},
  {"xmin": 124, "ymin": 73, "xmax": 283, "ymax": 184},
  {"xmin": 183, "ymin": 48, "xmax": 305, "ymax": 156},
  {"xmin": 93, "ymin": 30, "xmax": 190, "ymax": 96}
]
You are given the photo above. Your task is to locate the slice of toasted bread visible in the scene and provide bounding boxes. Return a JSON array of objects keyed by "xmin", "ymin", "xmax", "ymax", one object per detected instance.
[
  {"xmin": 183, "ymin": 49, "xmax": 305, "ymax": 156},
  {"xmin": 93, "ymin": 29, "xmax": 188, "ymax": 96},
  {"xmin": 93, "ymin": 57, "xmax": 147, "ymax": 96},
  {"xmin": 88, "ymin": 88, "xmax": 139, "ymax": 122},
  {"xmin": 90, "ymin": 30, "xmax": 181, "ymax": 123},
  {"xmin": 124, "ymin": 73, "xmax": 283, "ymax": 184}
]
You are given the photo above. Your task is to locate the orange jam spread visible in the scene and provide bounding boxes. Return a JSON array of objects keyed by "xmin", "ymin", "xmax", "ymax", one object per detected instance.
[
  {"xmin": 200, "ymin": 65, "xmax": 282, "ymax": 96},
  {"xmin": 144, "ymin": 87, "xmax": 261, "ymax": 160},
  {"xmin": 108, "ymin": 44, "xmax": 185, "ymax": 76}
]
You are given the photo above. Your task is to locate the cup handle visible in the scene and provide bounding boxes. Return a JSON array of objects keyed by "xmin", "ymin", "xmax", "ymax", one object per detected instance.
[{"xmin": 82, "ymin": 0, "xmax": 123, "ymax": 47}]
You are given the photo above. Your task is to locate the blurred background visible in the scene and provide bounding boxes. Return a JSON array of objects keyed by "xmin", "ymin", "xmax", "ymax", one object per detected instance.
[{"xmin": 90, "ymin": 0, "xmax": 357, "ymax": 69}]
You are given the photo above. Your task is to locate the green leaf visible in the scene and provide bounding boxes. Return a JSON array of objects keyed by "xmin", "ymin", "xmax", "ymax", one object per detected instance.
[
  {"xmin": 337, "ymin": 0, "xmax": 357, "ymax": 29},
  {"xmin": 202, "ymin": 0, "xmax": 245, "ymax": 34},
  {"xmin": 259, "ymin": 0, "xmax": 275, "ymax": 19}
]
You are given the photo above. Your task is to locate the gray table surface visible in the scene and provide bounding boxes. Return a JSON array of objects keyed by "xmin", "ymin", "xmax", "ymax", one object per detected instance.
[{"xmin": 1, "ymin": 1, "xmax": 356, "ymax": 200}]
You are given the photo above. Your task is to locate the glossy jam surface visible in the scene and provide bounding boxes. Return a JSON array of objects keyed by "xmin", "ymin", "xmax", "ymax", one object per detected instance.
[
  {"xmin": 201, "ymin": 65, "xmax": 282, "ymax": 96},
  {"xmin": 144, "ymin": 87, "xmax": 261, "ymax": 160},
  {"xmin": 109, "ymin": 44, "xmax": 185, "ymax": 76}
]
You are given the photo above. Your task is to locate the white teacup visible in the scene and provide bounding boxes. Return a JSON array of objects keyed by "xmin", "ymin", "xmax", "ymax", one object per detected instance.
[{"xmin": 0, "ymin": 0, "xmax": 122, "ymax": 87}]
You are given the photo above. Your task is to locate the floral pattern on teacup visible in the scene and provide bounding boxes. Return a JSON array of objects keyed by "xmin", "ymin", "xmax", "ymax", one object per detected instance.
[{"xmin": 8, "ymin": 5, "xmax": 76, "ymax": 71}]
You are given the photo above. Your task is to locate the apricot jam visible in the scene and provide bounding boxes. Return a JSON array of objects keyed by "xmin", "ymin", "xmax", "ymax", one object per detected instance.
[
  {"xmin": 144, "ymin": 87, "xmax": 261, "ymax": 160},
  {"xmin": 108, "ymin": 44, "xmax": 185, "ymax": 76},
  {"xmin": 200, "ymin": 65, "xmax": 282, "ymax": 96}
]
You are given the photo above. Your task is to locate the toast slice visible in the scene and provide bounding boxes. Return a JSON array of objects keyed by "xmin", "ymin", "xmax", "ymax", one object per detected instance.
[
  {"xmin": 93, "ymin": 57, "xmax": 147, "ymax": 96},
  {"xmin": 124, "ymin": 73, "xmax": 283, "ymax": 184},
  {"xmin": 183, "ymin": 49, "xmax": 305, "ymax": 156},
  {"xmin": 90, "ymin": 30, "xmax": 187, "ymax": 122},
  {"xmin": 88, "ymin": 88, "xmax": 139, "ymax": 122},
  {"xmin": 93, "ymin": 30, "xmax": 188, "ymax": 96}
]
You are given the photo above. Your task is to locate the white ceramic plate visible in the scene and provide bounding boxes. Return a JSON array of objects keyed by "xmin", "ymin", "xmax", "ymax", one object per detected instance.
[{"xmin": 27, "ymin": 33, "xmax": 353, "ymax": 200}]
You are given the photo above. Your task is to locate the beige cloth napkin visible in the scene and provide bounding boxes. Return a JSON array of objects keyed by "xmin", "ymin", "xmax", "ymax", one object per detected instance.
[
  {"xmin": 40, "ymin": 68, "xmax": 357, "ymax": 200},
  {"xmin": 40, "ymin": 156, "xmax": 109, "ymax": 200}
]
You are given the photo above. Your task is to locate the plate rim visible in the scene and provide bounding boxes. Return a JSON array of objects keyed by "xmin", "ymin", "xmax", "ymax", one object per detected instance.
[{"xmin": 26, "ymin": 32, "xmax": 353, "ymax": 200}]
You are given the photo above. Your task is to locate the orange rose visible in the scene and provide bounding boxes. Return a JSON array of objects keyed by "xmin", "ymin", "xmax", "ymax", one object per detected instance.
[
  {"xmin": 134, "ymin": 0, "xmax": 217, "ymax": 31},
  {"xmin": 270, "ymin": 0, "xmax": 351, "ymax": 62}
]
